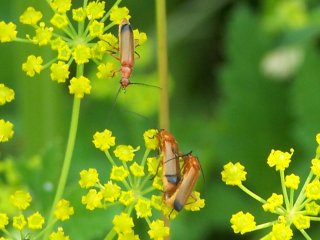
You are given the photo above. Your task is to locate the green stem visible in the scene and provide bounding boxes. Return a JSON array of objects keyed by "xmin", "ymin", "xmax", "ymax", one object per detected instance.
[
  {"xmin": 280, "ymin": 170, "xmax": 290, "ymax": 210},
  {"xmin": 293, "ymin": 171, "xmax": 314, "ymax": 209},
  {"xmin": 104, "ymin": 228, "xmax": 117, "ymax": 240},
  {"xmin": 156, "ymin": 0, "xmax": 169, "ymax": 130},
  {"xmin": 238, "ymin": 184, "xmax": 266, "ymax": 204},
  {"xmin": 156, "ymin": 0, "xmax": 170, "ymax": 238},
  {"xmin": 44, "ymin": 65, "xmax": 83, "ymax": 237},
  {"xmin": 300, "ymin": 229, "xmax": 312, "ymax": 240},
  {"xmin": 44, "ymin": 96, "xmax": 81, "ymax": 237},
  {"xmin": 137, "ymin": 149, "xmax": 151, "ymax": 187}
]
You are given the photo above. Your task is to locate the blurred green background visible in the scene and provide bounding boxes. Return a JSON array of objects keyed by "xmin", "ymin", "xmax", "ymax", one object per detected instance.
[{"xmin": 1, "ymin": 0, "xmax": 320, "ymax": 239}]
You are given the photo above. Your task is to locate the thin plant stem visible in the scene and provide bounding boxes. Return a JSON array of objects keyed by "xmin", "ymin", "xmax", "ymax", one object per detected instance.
[
  {"xmin": 43, "ymin": 65, "xmax": 83, "ymax": 238},
  {"xmin": 156, "ymin": 0, "xmax": 170, "ymax": 239},
  {"xmin": 156, "ymin": 0, "xmax": 169, "ymax": 130}
]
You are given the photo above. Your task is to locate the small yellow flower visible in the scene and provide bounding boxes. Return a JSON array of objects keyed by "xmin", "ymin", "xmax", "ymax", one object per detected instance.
[
  {"xmin": 72, "ymin": 7, "xmax": 86, "ymax": 22},
  {"xmin": 152, "ymin": 175, "xmax": 163, "ymax": 191},
  {"xmin": 90, "ymin": 43, "xmax": 105, "ymax": 60},
  {"xmin": 110, "ymin": 166, "xmax": 129, "ymax": 182},
  {"xmin": 119, "ymin": 190, "xmax": 135, "ymax": 206},
  {"xmin": 68, "ymin": 75, "xmax": 91, "ymax": 98},
  {"xmin": 110, "ymin": 6, "xmax": 131, "ymax": 24},
  {"xmin": 58, "ymin": 45, "xmax": 71, "ymax": 61},
  {"xmin": 96, "ymin": 62, "xmax": 115, "ymax": 79},
  {"xmin": 85, "ymin": 1, "xmax": 105, "ymax": 20},
  {"xmin": 50, "ymin": 13, "xmax": 68, "ymax": 29},
  {"xmin": 102, "ymin": 181, "xmax": 121, "ymax": 202},
  {"xmin": 130, "ymin": 162, "xmax": 145, "ymax": 177},
  {"xmin": 0, "ymin": 119, "xmax": 14, "ymax": 142},
  {"xmin": 133, "ymin": 29, "xmax": 147, "ymax": 46},
  {"xmin": 114, "ymin": 145, "xmax": 139, "ymax": 162},
  {"xmin": 151, "ymin": 195, "xmax": 162, "ymax": 211},
  {"xmin": 81, "ymin": 189, "xmax": 103, "ymax": 210},
  {"xmin": 118, "ymin": 231, "xmax": 140, "ymax": 240},
  {"xmin": 51, "ymin": 37, "xmax": 66, "ymax": 50},
  {"xmin": 92, "ymin": 129, "xmax": 116, "ymax": 151},
  {"xmin": 221, "ymin": 162, "xmax": 247, "ymax": 186},
  {"xmin": 50, "ymin": 61, "xmax": 70, "ymax": 83},
  {"xmin": 285, "ymin": 174, "xmax": 300, "ymax": 190},
  {"xmin": 293, "ymin": 214, "xmax": 310, "ymax": 230},
  {"xmin": 100, "ymin": 33, "xmax": 118, "ymax": 50},
  {"xmin": 267, "ymin": 149, "xmax": 294, "ymax": 171},
  {"xmin": 306, "ymin": 180, "xmax": 320, "ymax": 200},
  {"xmin": 113, "ymin": 212, "xmax": 134, "ymax": 234},
  {"xmin": 305, "ymin": 201, "xmax": 320, "ymax": 215},
  {"xmin": 230, "ymin": 211, "xmax": 256, "ymax": 235},
  {"xmin": 147, "ymin": 157, "xmax": 160, "ymax": 175},
  {"xmin": 148, "ymin": 220, "xmax": 170, "ymax": 240},
  {"xmin": 160, "ymin": 202, "xmax": 178, "ymax": 220},
  {"xmin": 50, "ymin": 0, "xmax": 72, "ymax": 14},
  {"xmin": 0, "ymin": 213, "xmax": 9, "ymax": 230},
  {"xmin": 22, "ymin": 55, "xmax": 43, "ymax": 77},
  {"xmin": 27, "ymin": 211, "xmax": 45, "ymax": 230},
  {"xmin": 49, "ymin": 227, "xmax": 70, "ymax": 240},
  {"xmin": 79, "ymin": 168, "xmax": 99, "ymax": 188},
  {"xmin": 72, "ymin": 44, "xmax": 91, "ymax": 64},
  {"xmin": 135, "ymin": 199, "xmax": 152, "ymax": 218},
  {"xmin": 311, "ymin": 158, "xmax": 320, "ymax": 177},
  {"xmin": 33, "ymin": 22, "xmax": 53, "ymax": 46},
  {"xmin": 270, "ymin": 223, "xmax": 293, "ymax": 240},
  {"xmin": 54, "ymin": 199, "xmax": 74, "ymax": 221},
  {"xmin": 0, "ymin": 21, "xmax": 17, "ymax": 42},
  {"xmin": 89, "ymin": 20, "xmax": 104, "ymax": 38},
  {"xmin": 143, "ymin": 129, "xmax": 159, "ymax": 150},
  {"xmin": 262, "ymin": 193, "xmax": 283, "ymax": 212},
  {"xmin": 316, "ymin": 133, "xmax": 320, "ymax": 145},
  {"xmin": 0, "ymin": 84, "xmax": 14, "ymax": 105},
  {"xmin": 10, "ymin": 190, "xmax": 32, "ymax": 210},
  {"xmin": 20, "ymin": 7, "xmax": 43, "ymax": 25},
  {"xmin": 184, "ymin": 191, "xmax": 205, "ymax": 211},
  {"xmin": 12, "ymin": 214, "xmax": 26, "ymax": 230}
]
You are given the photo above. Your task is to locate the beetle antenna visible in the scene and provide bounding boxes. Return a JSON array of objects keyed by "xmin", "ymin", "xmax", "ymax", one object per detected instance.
[
  {"xmin": 129, "ymin": 82, "xmax": 162, "ymax": 90},
  {"xmin": 106, "ymin": 86, "xmax": 122, "ymax": 125}
]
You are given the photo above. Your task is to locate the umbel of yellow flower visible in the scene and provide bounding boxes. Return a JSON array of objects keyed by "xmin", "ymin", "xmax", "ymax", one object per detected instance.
[
  {"xmin": 10, "ymin": 190, "xmax": 32, "ymax": 210},
  {"xmin": 230, "ymin": 211, "xmax": 256, "ymax": 234},
  {"xmin": 27, "ymin": 211, "xmax": 45, "ymax": 230},
  {"xmin": 0, "ymin": 213, "xmax": 9, "ymax": 230},
  {"xmin": 0, "ymin": 84, "xmax": 14, "ymax": 105},
  {"xmin": 68, "ymin": 76, "xmax": 91, "ymax": 98},
  {"xmin": 267, "ymin": 148, "xmax": 294, "ymax": 171},
  {"xmin": 49, "ymin": 227, "xmax": 70, "ymax": 240},
  {"xmin": 22, "ymin": 55, "xmax": 43, "ymax": 77},
  {"xmin": 92, "ymin": 129, "xmax": 116, "ymax": 151},
  {"xmin": 221, "ymin": 162, "xmax": 247, "ymax": 186},
  {"xmin": 54, "ymin": 199, "xmax": 74, "ymax": 221},
  {"xmin": 0, "ymin": 21, "xmax": 17, "ymax": 42},
  {"xmin": 80, "ymin": 129, "xmax": 205, "ymax": 239}
]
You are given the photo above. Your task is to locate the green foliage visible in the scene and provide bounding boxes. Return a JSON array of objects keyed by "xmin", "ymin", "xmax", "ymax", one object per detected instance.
[
  {"xmin": 214, "ymin": 4, "xmax": 293, "ymax": 193},
  {"xmin": 291, "ymin": 46, "xmax": 320, "ymax": 160}
]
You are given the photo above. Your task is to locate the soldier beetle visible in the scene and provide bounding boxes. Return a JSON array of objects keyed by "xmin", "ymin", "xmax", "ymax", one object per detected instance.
[
  {"xmin": 156, "ymin": 129, "xmax": 181, "ymax": 199},
  {"xmin": 117, "ymin": 18, "xmax": 160, "ymax": 90},
  {"xmin": 165, "ymin": 153, "xmax": 201, "ymax": 212},
  {"xmin": 106, "ymin": 19, "xmax": 160, "ymax": 122},
  {"xmin": 118, "ymin": 18, "xmax": 134, "ymax": 89}
]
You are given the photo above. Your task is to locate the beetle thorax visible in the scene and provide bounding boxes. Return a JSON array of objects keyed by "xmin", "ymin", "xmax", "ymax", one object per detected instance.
[{"xmin": 121, "ymin": 66, "xmax": 132, "ymax": 79}]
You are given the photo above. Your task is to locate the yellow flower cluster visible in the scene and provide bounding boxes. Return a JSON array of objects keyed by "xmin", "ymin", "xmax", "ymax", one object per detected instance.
[
  {"xmin": 0, "ymin": 0, "xmax": 148, "ymax": 100},
  {"xmin": 0, "ymin": 190, "xmax": 73, "ymax": 239},
  {"xmin": 0, "ymin": 83, "xmax": 14, "ymax": 143},
  {"xmin": 80, "ymin": 129, "xmax": 204, "ymax": 239},
  {"xmin": 222, "ymin": 134, "xmax": 320, "ymax": 239}
]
